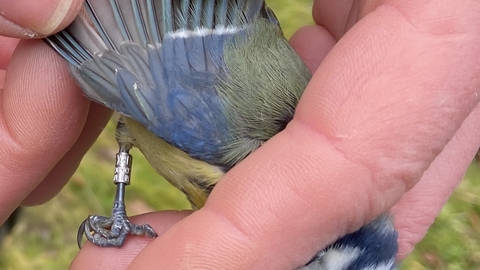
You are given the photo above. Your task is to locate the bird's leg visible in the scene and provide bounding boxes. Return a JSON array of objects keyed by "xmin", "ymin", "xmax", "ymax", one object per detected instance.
[{"xmin": 77, "ymin": 121, "xmax": 158, "ymax": 248}]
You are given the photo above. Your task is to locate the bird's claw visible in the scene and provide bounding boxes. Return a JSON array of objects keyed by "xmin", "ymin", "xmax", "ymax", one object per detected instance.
[{"xmin": 77, "ymin": 214, "xmax": 158, "ymax": 248}]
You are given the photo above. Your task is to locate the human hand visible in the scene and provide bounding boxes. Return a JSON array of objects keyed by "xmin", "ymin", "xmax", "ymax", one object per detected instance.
[
  {"xmin": 3, "ymin": 0, "xmax": 480, "ymax": 269},
  {"xmin": 69, "ymin": 0, "xmax": 480, "ymax": 269},
  {"xmin": 0, "ymin": 0, "xmax": 111, "ymax": 225}
]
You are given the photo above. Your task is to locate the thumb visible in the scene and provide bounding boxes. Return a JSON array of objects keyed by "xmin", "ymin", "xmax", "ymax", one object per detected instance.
[{"xmin": 0, "ymin": 0, "xmax": 83, "ymax": 38}]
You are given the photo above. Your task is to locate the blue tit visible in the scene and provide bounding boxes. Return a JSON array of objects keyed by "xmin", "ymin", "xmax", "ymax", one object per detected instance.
[{"xmin": 45, "ymin": 0, "xmax": 398, "ymax": 269}]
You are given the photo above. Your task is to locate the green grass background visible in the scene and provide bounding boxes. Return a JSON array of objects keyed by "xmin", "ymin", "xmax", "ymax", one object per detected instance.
[{"xmin": 1, "ymin": 0, "xmax": 479, "ymax": 269}]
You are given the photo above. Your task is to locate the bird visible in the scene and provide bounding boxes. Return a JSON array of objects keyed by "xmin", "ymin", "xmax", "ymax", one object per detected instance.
[{"xmin": 45, "ymin": 0, "xmax": 398, "ymax": 269}]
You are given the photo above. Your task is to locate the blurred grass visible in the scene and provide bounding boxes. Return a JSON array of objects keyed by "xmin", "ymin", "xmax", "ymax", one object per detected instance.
[
  {"xmin": 402, "ymin": 163, "xmax": 480, "ymax": 270},
  {"xmin": 0, "ymin": 0, "xmax": 479, "ymax": 269}
]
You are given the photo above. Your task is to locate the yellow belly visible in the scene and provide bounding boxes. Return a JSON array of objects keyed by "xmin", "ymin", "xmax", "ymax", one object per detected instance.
[{"xmin": 122, "ymin": 117, "xmax": 225, "ymax": 209}]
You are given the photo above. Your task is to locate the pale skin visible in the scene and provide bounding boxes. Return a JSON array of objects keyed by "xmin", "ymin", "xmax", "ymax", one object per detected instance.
[{"xmin": 1, "ymin": 0, "xmax": 479, "ymax": 269}]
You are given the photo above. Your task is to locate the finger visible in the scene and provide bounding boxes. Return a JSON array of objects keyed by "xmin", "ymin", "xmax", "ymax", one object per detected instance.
[
  {"xmin": 71, "ymin": 211, "xmax": 190, "ymax": 270},
  {"xmin": 0, "ymin": 0, "xmax": 84, "ymax": 38},
  {"xmin": 0, "ymin": 37, "xmax": 19, "ymax": 89},
  {"xmin": 312, "ymin": 0, "xmax": 363, "ymax": 40},
  {"xmin": 391, "ymin": 103, "xmax": 480, "ymax": 259},
  {"xmin": 0, "ymin": 40, "xmax": 89, "ymax": 222},
  {"xmin": 22, "ymin": 103, "xmax": 112, "ymax": 206},
  {"xmin": 289, "ymin": 25, "xmax": 336, "ymax": 73},
  {"xmin": 0, "ymin": 36, "xmax": 19, "ymax": 70},
  {"xmin": 129, "ymin": 1, "xmax": 480, "ymax": 269}
]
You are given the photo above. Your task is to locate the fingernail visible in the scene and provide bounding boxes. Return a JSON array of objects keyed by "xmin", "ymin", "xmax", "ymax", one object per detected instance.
[{"xmin": 0, "ymin": 0, "xmax": 73, "ymax": 35}]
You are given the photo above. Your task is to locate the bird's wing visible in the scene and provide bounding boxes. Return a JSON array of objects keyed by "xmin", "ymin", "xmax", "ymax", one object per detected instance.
[{"xmin": 45, "ymin": 0, "xmax": 279, "ymax": 164}]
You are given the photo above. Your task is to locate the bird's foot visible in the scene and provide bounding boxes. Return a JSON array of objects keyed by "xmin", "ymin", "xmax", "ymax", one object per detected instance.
[{"xmin": 77, "ymin": 214, "xmax": 158, "ymax": 248}]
